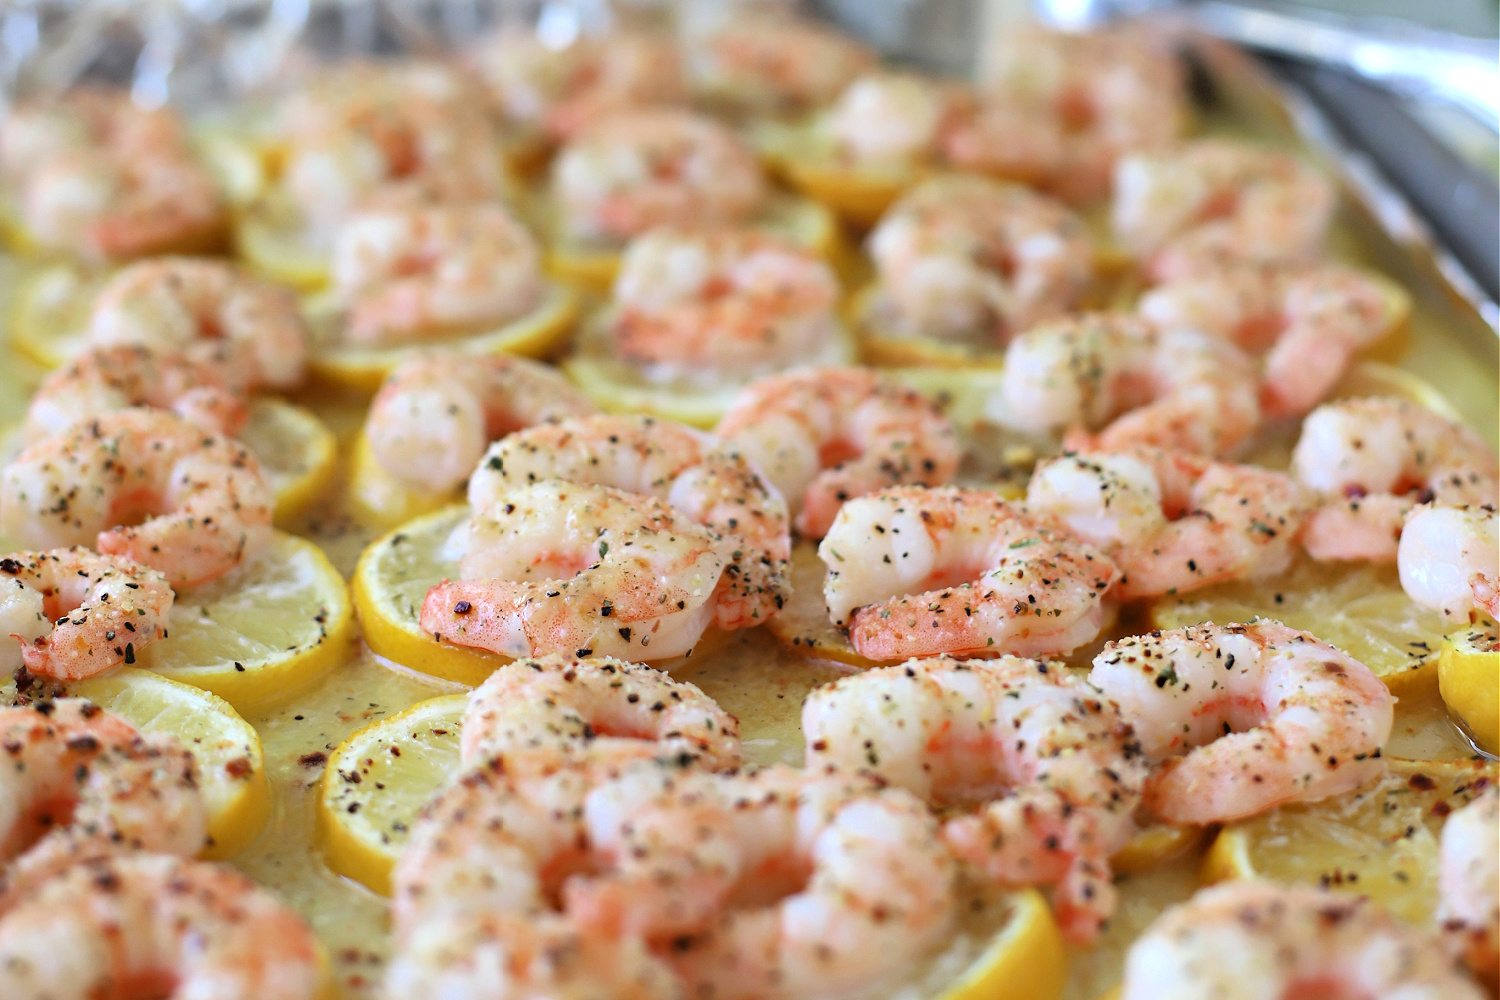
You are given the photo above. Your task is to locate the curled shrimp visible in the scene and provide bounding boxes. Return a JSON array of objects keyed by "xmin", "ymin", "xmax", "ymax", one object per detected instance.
[
  {"xmin": 802, "ymin": 655, "xmax": 1148, "ymax": 942},
  {"xmin": 469, "ymin": 415, "xmax": 791, "ymax": 632},
  {"xmin": 1439, "ymin": 785, "xmax": 1499, "ymax": 985},
  {"xmin": 552, "ymin": 109, "xmax": 766, "ymax": 243},
  {"xmin": 1140, "ymin": 263, "xmax": 1402, "ymax": 418},
  {"xmin": 819, "ymin": 486, "xmax": 1120, "ymax": 661},
  {"xmin": 0, "ymin": 700, "xmax": 204, "ymax": 910},
  {"xmin": 0, "ymin": 549, "xmax": 172, "ymax": 681},
  {"xmin": 715, "ymin": 366, "xmax": 960, "ymax": 539},
  {"xmin": 364, "ymin": 351, "xmax": 597, "ymax": 494},
  {"xmin": 1292, "ymin": 398, "xmax": 1499, "ymax": 562},
  {"xmin": 0, "ymin": 90, "xmax": 182, "ymax": 182},
  {"xmin": 0, "ymin": 408, "xmax": 274, "ymax": 588},
  {"xmin": 87, "ymin": 257, "xmax": 310, "ymax": 392},
  {"xmin": 824, "ymin": 72, "xmax": 968, "ymax": 164},
  {"xmin": 331, "ymin": 201, "xmax": 546, "ymax": 345},
  {"xmin": 684, "ymin": 11, "xmax": 875, "ymax": 115},
  {"xmin": 1000, "ymin": 313, "xmax": 1262, "ymax": 457},
  {"xmin": 1122, "ymin": 879, "xmax": 1487, "ymax": 1000},
  {"xmin": 25, "ymin": 344, "xmax": 248, "ymax": 439},
  {"xmin": 460, "ymin": 653, "xmax": 740, "ymax": 771},
  {"xmin": 0, "ymin": 853, "xmax": 324, "ymax": 1000},
  {"xmin": 1090, "ymin": 621, "xmax": 1394, "ymax": 825},
  {"xmin": 866, "ymin": 175, "xmax": 1094, "ymax": 346},
  {"xmin": 1026, "ymin": 448, "xmax": 1311, "ymax": 600},
  {"xmin": 422, "ymin": 481, "xmax": 731, "ymax": 661},
  {"xmin": 608, "ymin": 227, "xmax": 843, "ymax": 382},
  {"xmin": 1398, "ymin": 504, "xmax": 1499, "ymax": 624},
  {"xmin": 1113, "ymin": 139, "xmax": 1335, "ymax": 279}
]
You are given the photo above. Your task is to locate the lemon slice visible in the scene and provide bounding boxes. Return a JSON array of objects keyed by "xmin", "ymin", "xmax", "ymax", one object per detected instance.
[
  {"xmin": 137, "ymin": 531, "xmax": 355, "ymax": 712},
  {"xmin": 848, "ymin": 284, "xmax": 1005, "ymax": 369},
  {"xmin": 766, "ymin": 542, "xmax": 881, "ymax": 668},
  {"xmin": 752, "ymin": 116, "xmax": 927, "ymax": 230},
  {"xmin": 318, "ymin": 694, "xmax": 466, "ymax": 896},
  {"xmin": 236, "ymin": 398, "xmax": 339, "ymax": 525},
  {"xmin": 933, "ymin": 887, "xmax": 1067, "ymax": 1000},
  {"xmin": 305, "ymin": 283, "xmax": 579, "ymax": 393},
  {"xmin": 191, "ymin": 130, "xmax": 267, "ymax": 209},
  {"xmin": 347, "ymin": 430, "xmax": 458, "ymax": 529},
  {"xmin": 1329, "ymin": 359, "xmax": 1463, "ymax": 421},
  {"xmin": 1109, "ymin": 824, "xmax": 1207, "ymax": 875},
  {"xmin": 234, "ymin": 204, "xmax": 333, "ymax": 293},
  {"xmin": 70, "ymin": 667, "xmax": 272, "ymax": 859},
  {"xmin": 352, "ymin": 505, "xmax": 509, "ymax": 686},
  {"xmin": 1439, "ymin": 624, "xmax": 1499, "ymax": 754},
  {"xmin": 1151, "ymin": 559, "xmax": 1450, "ymax": 695},
  {"xmin": 1201, "ymin": 757, "xmax": 1498, "ymax": 926},
  {"xmin": 9, "ymin": 263, "xmax": 103, "ymax": 368}
]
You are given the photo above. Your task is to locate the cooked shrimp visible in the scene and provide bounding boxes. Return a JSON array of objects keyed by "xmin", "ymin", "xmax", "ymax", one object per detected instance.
[
  {"xmin": 0, "ymin": 549, "xmax": 172, "ymax": 681},
  {"xmin": 0, "ymin": 701, "xmax": 203, "ymax": 899},
  {"xmin": 1123, "ymin": 879, "xmax": 1486, "ymax": 1000},
  {"xmin": 608, "ymin": 227, "xmax": 843, "ymax": 382},
  {"xmin": 0, "ymin": 408, "xmax": 273, "ymax": 588},
  {"xmin": 825, "ymin": 72, "xmax": 965, "ymax": 163},
  {"xmin": 552, "ymin": 110, "xmax": 766, "ymax": 243},
  {"xmin": 802, "ymin": 655, "xmax": 1147, "ymax": 941},
  {"xmin": 1438, "ymin": 785, "xmax": 1499, "ymax": 984},
  {"xmin": 1113, "ymin": 139, "xmax": 1335, "ymax": 279},
  {"xmin": 25, "ymin": 344, "xmax": 249, "ymax": 439},
  {"xmin": 460, "ymin": 653, "xmax": 740, "ymax": 770},
  {"xmin": 1026, "ymin": 449, "xmax": 1311, "ymax": 599},
  {"xmin": 582, "ymin": 765, "xmax": 956, "ymax": 999},
  {"xmin": 1398, "ymin": 504, "xmax": 1499, "ymax": 624},
  {"xmin": 683, "ymin": 11, "xmax": 875, "ymax": 114},
  {"xmin": 422, "ymin": 481, "xmax": 731, "ymax": 661},
  {"xmin": 1001, "ymin": 313, "xmax": 1262, "ymax": 457},
  {"xmin": 820, "ymin": 487, "xmax": 1119, "ymax": 661},
  {"xmin": 87, "ymin": 257, "xmax": 310, "ymax": 391},
  {"xmin": 716, "ymin": 367, "xmax": 959, "ymax": 538},
  {"xmin": 469, "ymin": 415, "xmax": 791, "ymax": 631},
  {"xmin": 0, "ymin": 853, "xmax": 324, "ymax": 1000},
  {"xmin": 1140, "ymin": 263, "xmax": 1400, "ymax": 418},
  {"xmin": 1292, "ymin": 398, "xmax": 1499, "ymax": 562},
  {"xmin": 866, "ymin": 175, "xmax": 1094, "ymax": 346},
  {"xmin": 950, "ymin": 25, "xmax": 1186, "ymax": 203},
  {"xmin": 1090, "ymin": 621, "xmax": 1394, "ymax": 825},
  {"xmin": 0, "ymin": 90, "xmax": 183, "ymax": 181},
  {"xmin": 365, "ymin": 351, "xmax": 597, "ymax": 493},
  {"xmin": 331, "ymin": 200, "xmax": 546, "ymax": 345}
]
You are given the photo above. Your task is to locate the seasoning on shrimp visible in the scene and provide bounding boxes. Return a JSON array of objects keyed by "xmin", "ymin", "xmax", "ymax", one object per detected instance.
[
  {"xmin": 1398, "ymin": 504, "xmax": 1499, "ymax": 624},
  {"xmin": 802, "ymin": 654, "xmax": 1147, "ymax": 942},
  {"xmin": 1090, "ymin": 621, "xmax": 1394, "ymax": 825},
  {"xmin": 683, "ymin": 11, "xmax": 875, "ymax": 116},
  {"xmin": 820, "ymin": 486, "xmax": 1119, "ymax": 661}
]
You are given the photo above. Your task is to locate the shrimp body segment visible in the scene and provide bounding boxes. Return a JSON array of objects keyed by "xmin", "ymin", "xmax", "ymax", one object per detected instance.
[
  {"xmin": 553, "ymin": 110, "xmax": 766, "ymax": 243},
  {"xmin": 685, "ymin": 14, "xmax": 876, "ymax": 115},
  {"xmin": 716, "ymin": 367, "xmax": 960, "ymax": 539},
  {"xmin": 331, "ymin": 201, "xmax": 546, "ymax": 345},
  {"xmin": 867, "ymin": 175, "xmax": 1094, "ymax": 346},
  {"xmin": 802, "ymin": 655, "xmax": 1147, "ymax": 942},
  {"xmin": 1398, "ymin": 504, "xmax": 1499, "ymax": 624},
  {"xmin": 1090, "ymin": 622, "xmax": 1394, "ymax": 825},
  {"xmin": 470, "ymin": 415, "xmax": 791, "ymax": 631},
  {"xmin": 1438, "ymin": 785, "xmax": 1499, "ymax": 983},
  {"xmin": 460, "ymin": 653, "xmax": 740, "ymax": 771},
  {"xmin": 1122, "ymin": 880, "xmax": 1487, "ymax": 1000},
  {"xmin": 820, "ymin": 487, "xmax": 1120, "ymax": 661},
  {"xmin": 1001, "ymin": 313, "xmax": 1260, "ymax": 457},
  {"xmin": 1026, "ymin": 449, "xmax": 1311, "ymax": 600},
  {"xmin": 365, "ymin": 351, "xmax": 597, "ymax": 493},
  {"xmin": 0, "ymin": 549, "xmax": 172, "ymax": 681},
  {"xmin": 0, "ymin": 853, "xmax": 324, "ymax": 1000},
  {"xmin": 87, "ymin": 257, "xmax": 310, "ymax": 392},
  {"xmin": 422, "ymin": 481, "xmax": 731, "ymax": 661},
  {"xmin": 1292, "ymin": 398, "xmax": 1499, "ymax": 562},
  {"xmin": 609, "ymin": 228, "xmax": 843, "ymax": 381},
  {"xmin": 0, "ymin": 409, "xmax": 274, "ymax": 588}
]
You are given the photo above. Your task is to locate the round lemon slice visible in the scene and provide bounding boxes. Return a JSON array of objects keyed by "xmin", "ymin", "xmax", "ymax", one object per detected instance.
[
  {"xmin": 347, "ymin": 430, "xmax": 459, "ymax": 530},
  {"xmin": 70, "ymin": 667, "xmax": 272, "ymax": 859},
  {"xmin": 1201, "ymin": 757, "xmax": 1498, "ymax": 926},
  {"xmin": 765, "ymin": 543, "xmax": 881, "ymax": 668},
  {"xmin": 191, "ymin": 130, "xmax": 267, "ymax": 209},
  {"xmin": 305, "ymin": 282, "xmax": 579, "ymax": 393},
  {"xmin": 933, "ymin": 887, "xmax": 1067, "ymax": 1000},
  {"xmin": 1439, "ymin": 623, "xmax": 1499, "ymax": 754},
  {"xmin": 9, "ymin": 263, "xmax": 103, "ymax": 368},
  {"xmin": 234, "ymin": 204, "xmax": 333, "ymax": 293},
  {"xmin": 1151, "ymin": 559, "xmax": 1450, "ymax": 696},
  {"xmin": 137, "ymin": 531, "xmax": 355, "ymax": 713},
  {"xmin": 237, "ymin": 398, "xmax": 339, "ymax": 525},
  {"xmin": 1329, "ymin": 359, "xmax": 1463, "ymax": 420},
  {"xmin": 318, "ymin": 694, "xmax": 466, "ymax": 895},
  {"xmin": 848, "ymin": 284, "xmax": 1004, "ymax": 369},
  {"xmin": 352, "ymin": 506, "xmax": 509, "ymax": 686},
  {"xmin": 752, "ymin": 115, "xmax": 927, "ymax": 230}
]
